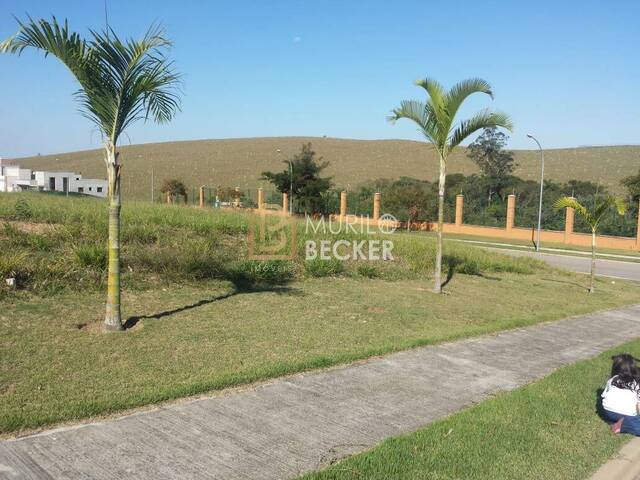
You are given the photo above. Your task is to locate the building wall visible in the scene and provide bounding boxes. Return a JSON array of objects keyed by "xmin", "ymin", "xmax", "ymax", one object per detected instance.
[{"xmin": 34, "ymin": 171, "xmax": 107, "ymax": 198}]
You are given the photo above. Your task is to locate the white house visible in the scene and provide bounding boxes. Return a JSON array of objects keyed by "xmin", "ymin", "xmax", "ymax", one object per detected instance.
[
  {"xmin": 0, "ymin": 158, "xmax": 35, "ymax": 192},
  {"xmin": 0, "ymin": 158, "xmax": 108, "ymax": 198}
]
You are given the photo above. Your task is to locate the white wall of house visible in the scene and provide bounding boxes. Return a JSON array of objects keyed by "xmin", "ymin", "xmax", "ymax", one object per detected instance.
[
  {"xmin": 0, "ymin": 159, "xmax": 107, "ymax": 198},
  {"xmin": 0, "ymin": 158, "xmax": 36, "ymax": 192},
  {"xmin": 35, "ymin": 171, "xmax": 108, "ymax": 198}
]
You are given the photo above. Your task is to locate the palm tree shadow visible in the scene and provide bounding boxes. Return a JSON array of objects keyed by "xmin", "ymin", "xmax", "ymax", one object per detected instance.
[
  {"xmin": 441, "ymin": 256, "xmax": 501, "ymax": 288},
  {"xmin": 123, "ymin": 283, "xmax": 303, "ymax": 330}
]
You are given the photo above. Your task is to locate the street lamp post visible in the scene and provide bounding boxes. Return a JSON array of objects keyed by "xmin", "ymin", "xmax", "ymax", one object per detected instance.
[{"xmin": 527, "ymin": 133, "xmax": 545, "ymax": 251}]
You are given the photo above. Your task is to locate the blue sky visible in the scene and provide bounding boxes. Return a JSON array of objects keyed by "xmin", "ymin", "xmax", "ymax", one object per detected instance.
[{"xmin": 1, "ymin": 0, "xmax": 639, "ymax": 158}]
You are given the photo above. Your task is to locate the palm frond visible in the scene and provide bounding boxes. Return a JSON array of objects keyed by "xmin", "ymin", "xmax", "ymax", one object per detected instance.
[
  {"xmin": 553, "ymin": 196, "xmax": 626, "ymax": 229},
  {"xmin": 388, "ymin": 100, "xmax": 438, "ymax": 143},
  {"xmin": 448, "ymin": 110, "xmax": 513, "ymax": 149},
  {"xmin": 554, "ymin": 196, "xmax": 590, "ymax": 220},
  {"xmin": 445, "ymin": 78, "xmax": 493, "ymax": 122},
  {"xmin": 592, "ymin": 196, "xmax": 627, "ymax": 224},
  {"xmin": 2, "ymin": 16, "xmax": 181, "ymax": 147},
  {"xmin": 415, "ymin": 77, "xmax": 449, "ymax": 145}
]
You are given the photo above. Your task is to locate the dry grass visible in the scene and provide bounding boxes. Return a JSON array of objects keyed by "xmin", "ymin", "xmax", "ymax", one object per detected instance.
[{"xmin": 12, "ymin": 137, "xmax": 639, "ymax": 200}]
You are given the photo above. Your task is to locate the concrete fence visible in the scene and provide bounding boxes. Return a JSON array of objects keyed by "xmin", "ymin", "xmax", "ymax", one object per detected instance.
[{"xmin": 211, "ymin": 188, "xmax": 640, "ymax": 251}]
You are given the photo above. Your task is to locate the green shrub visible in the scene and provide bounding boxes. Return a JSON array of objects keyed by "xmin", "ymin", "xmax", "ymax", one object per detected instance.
[
  {"xmin": 227, "ymin": 260, "xmax": 296, "ymax": 288},
  {"xmin": 356, "ymin": 263, "xmax": 380, "ymax": 278},
  {"xmin": 13, "ymin": 198, "xmax": 33, "ymax": 220},
  {"xmin": 304, "ymin": 257, "xmax": 345, "ymax": 278},
  {"xmin": 74, "ymin": 244, "xmax": 108, "ymax": 270}
]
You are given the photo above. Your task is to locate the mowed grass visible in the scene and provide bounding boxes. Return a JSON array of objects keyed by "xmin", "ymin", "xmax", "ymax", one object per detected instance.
[
  {"xmin": 2, "ymin": 273, "xmax": 639, "ymax": 435},
  {"xmin": 300, "ymin": 339, "xmax": 640, "ymax": 480},
  {"xmin": 14, "ymin": 137, "xmax": 639, "ymax": 200}
]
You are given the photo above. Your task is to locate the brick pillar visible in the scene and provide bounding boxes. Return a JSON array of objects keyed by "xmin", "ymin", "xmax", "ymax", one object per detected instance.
[
  {"xmin": 199, "ymin": 186, "xmax": 205, "ymax": 208},
  {"xmin": 636, "ymin": 200, "xmax": 640, "ymax": 250},
  {"xmin": 340, "ymin": 191, "xmax": 347, "ymax": 218},
  {"xmin": 282, "ymin": 192, "xmax": 289, "ymax": 215},
  {"xmin": 506, "ymin": 194, "xmax": 516, "ymax": 230},
  {"xmin": 455, "ymin": 194, "xmax": 464, "ymax": 227},
  {"xmin": 373, "ymin": 192, "xmax": 381, "ymax": 221},
  {"xmin": 564, "ymin": 197, "xmax": 575, "ymax": 243},
  {"xmin": 257, "ymin": 188, "xmax": 264, "ymax": 210}
]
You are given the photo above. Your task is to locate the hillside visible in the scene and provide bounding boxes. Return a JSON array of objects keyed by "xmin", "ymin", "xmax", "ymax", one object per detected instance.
[{"xmin": 12, "ymin": 137, "xmax": 640, "ymax": 200}]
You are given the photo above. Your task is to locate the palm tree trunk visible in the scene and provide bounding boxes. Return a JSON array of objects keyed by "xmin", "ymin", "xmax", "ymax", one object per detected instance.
[
  {"xmin": 104, "ymin": 143, "xmax": 123, "ymax": 331},
  {"xmin": 589, "ymin": 228, "xmax": 596, "ymax": 293},
  {"xmin": 434, "ymin": 154, "xmax": 446, "ymax": 293}
]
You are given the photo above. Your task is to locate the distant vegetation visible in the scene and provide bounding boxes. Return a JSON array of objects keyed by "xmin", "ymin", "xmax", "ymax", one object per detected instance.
[
  {"xmin": 341, "ymin": 129, "xmax": 640, "ymax": 238},
  {"xmin": 13, "ymin": 137, "xmax": 640, "ymax": 201}
]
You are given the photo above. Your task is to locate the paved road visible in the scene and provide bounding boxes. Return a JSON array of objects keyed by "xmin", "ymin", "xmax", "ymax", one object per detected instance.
[
  {"xmin": 485, "ymin": 247, "xmax": 640, "ymax": 282},
  {"xmin": 1, "ymin": 305, "xmax": 640, "ymax": 480}
]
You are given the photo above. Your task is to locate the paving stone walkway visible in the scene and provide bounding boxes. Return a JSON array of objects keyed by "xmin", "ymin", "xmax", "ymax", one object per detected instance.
[{"xmin": 1, "ymin": 304, "xmax": 640, "ymax": 480}]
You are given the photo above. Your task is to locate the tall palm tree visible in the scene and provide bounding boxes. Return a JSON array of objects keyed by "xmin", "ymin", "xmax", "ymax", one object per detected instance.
[
  {"xmin": 389, "ymin": 78, "xmax": 512, "ymax": 293},
  {"xmin": 554, "ymin": 196, "xmax": 626, "ymax": 293},
  {"xmin": 1, "ymin": 17, "xmax": 181, "ymax": 330}
]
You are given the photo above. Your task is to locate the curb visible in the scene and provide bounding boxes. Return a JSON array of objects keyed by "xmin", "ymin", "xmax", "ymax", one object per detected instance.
[{"xmin": 590, "ymin": 438, "xmax": 640, "ymax": 480}]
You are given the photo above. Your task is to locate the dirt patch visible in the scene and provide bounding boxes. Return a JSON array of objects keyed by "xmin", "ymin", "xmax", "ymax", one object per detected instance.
[{"xmin": 1, "ymin": 221, "xmax": 57, "ymax": 235}]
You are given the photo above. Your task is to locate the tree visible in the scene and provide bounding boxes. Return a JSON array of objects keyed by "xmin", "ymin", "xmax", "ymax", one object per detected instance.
[
  {"xmin": 622, "ymin": 169, "xmax": 640, "ymax": 203},
  {"xmin": 467, "ymin": 127, "xmax": 516, "ymax": 202},
  {"xmin": 2, "ymin": 17, "xmax": 181, "ymax": 330},
  {"xmin": 554, "ymin": 196, "xmax": 626, "ymax": 293},
  {"xmin": 389, "ymin": 78, "xmax": 512, "ymax": 293},
  {"xmin": 161, "ymin": 179, "xmax": 188, "ymax": 204},
  {"xmin": 262, "ymin": 143, "xmax": 332, "ymax": 214}
]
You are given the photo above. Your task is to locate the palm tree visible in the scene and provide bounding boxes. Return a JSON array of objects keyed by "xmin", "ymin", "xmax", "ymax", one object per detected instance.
[
  {"xmin": 1, "ymin": 17, "xmax": 181, "ymax": 330},
  {"xmin": 389, "ymin": 78, "xmax": 512, "ymax": 293},
  {"xmin": 554, "ymin": 196, "xmax": 626, "ymax": 293}
]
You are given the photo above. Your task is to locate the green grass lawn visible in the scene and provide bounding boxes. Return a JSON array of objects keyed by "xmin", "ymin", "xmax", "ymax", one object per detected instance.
[
  {"xmin": 299, "ymin": 338, "xmax": 640, "ymax": 480},
  {"xmin": 2, "ymin": 273, "xmax": 638, "ymax": 435}
]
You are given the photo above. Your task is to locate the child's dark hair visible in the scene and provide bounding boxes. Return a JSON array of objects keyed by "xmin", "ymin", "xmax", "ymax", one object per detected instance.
[{"xmin": 611, "ymin": 353, "xmax": 640, "ymax": 390}]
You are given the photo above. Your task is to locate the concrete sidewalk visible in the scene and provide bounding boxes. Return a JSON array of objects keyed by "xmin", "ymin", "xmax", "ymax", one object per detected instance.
[
  {"xmin": 1, "ymin": 305, "xmax": 640, "ymax": 480},
  {"xmin": 590, "ymin": 438, "xmax": 640, "ymax": 480}
]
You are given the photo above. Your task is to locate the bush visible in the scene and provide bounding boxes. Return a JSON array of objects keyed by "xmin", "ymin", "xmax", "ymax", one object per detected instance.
[
  {"xmin": 74, "ymin": 244, "xmax": 108, "ymax": 270},
  {"xmin": 227, "ymin": 260, "xmax": 297, "ymax": 288},
  {"xmin": 13, "ymin": 198, "xmax": 33, "ymax": 220},
  {"xmin": 304, "ymin": 257, "xmax": 345, "ymax": 278},
  {"xmin": 356, "ymin": 263, "xmax": 380, "ymax": 278}
]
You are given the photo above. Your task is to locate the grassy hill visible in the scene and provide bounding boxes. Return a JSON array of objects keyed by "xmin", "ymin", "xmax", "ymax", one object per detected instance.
[{"xmin": 12, "ymin": 137, "xmax": 640, "ymax": 200}]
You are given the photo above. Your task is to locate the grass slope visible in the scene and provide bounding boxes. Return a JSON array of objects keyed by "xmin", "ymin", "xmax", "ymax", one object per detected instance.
[
  {"xmin": 13, "ymin": 137, "xmax": 639, "ymax": 200},
  {"xmin": 301, "ymin": 339, "xmax": 640, "ymax": 480}
]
